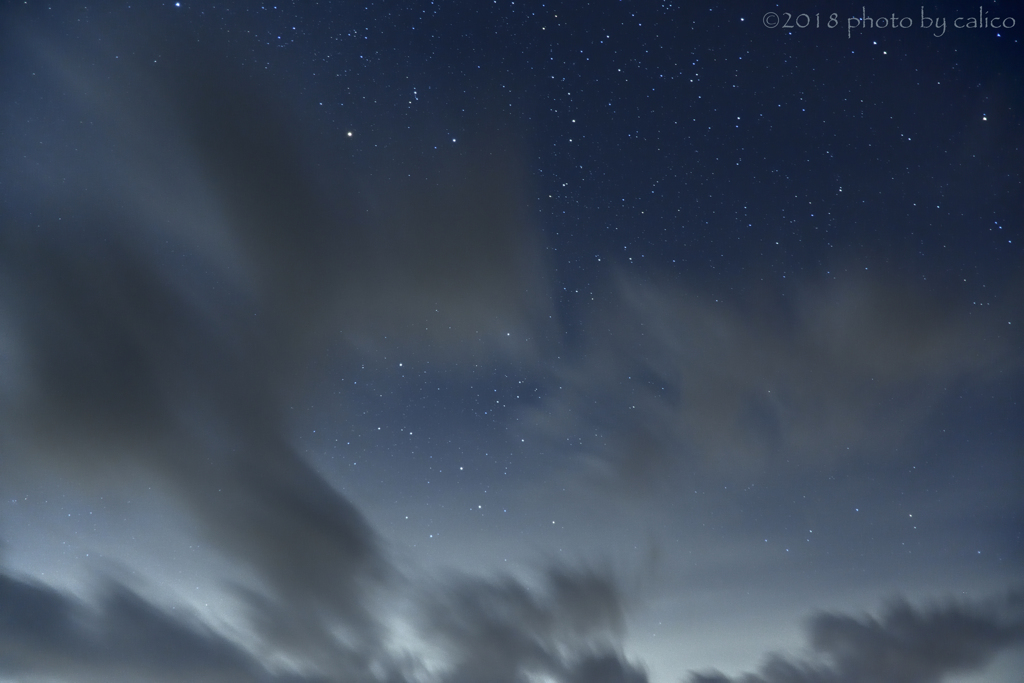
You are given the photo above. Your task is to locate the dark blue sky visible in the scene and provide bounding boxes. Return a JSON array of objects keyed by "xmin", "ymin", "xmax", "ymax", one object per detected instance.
[{"xmin": 1, "ymin": 2, "xmax": 1022, "ymax": 682}]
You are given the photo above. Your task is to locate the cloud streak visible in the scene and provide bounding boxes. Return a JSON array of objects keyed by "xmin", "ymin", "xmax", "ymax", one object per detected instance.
[
  {"xmin": 416, "ymin": 567, "xmax": 647, "ymax": 683},
  {"xmin": 688, "ymin": 593, "xmax": 1024, "ymax": 683},
  {"xmin": 0, "ymin": 570, "xmax": 283, "ymax": 683}
]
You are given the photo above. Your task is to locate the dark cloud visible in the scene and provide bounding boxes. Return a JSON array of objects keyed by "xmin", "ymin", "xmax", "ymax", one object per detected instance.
[
  {"xmin": 687, "ymin": 593, "xmax": 1024, "ymax": 683},
  {"xmin": 528, "ymin": 272, "xmax": 1019, "ymax": 489},
  {"xmin": 418, "ymin": 567, "xmax": 648, "ymax": 683},
  {"xmin": 0, "ymin": 0, "xmax": 547, "ymax": 593},
  {"xmin": 564, "ymin": 653, "xmax": 650, "ymax": 683},
  {"xmin": 0, "ymin": 12, "xmax": 608, "ymax": 682},
  {"xmin": 0, "ymin": 570, "xmax": 284, "ymax": 682},
  {"xmin": 0, "ymin": 562, "xmax": 645, "ymax": 683}
]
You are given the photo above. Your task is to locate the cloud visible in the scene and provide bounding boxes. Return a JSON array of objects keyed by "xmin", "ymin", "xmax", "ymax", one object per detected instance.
[
  {"xmin": 0, "ymin": 570, "xmax": 286, "ymax": 682},
  {"xmin": 0, "ymin": 0, "xmax": 550, "ymax": 612},
  {"xmin": 0, "ymin": 11, "xmax": 621, "ymax": 683},
  {"xmin": 0, "ymin": 562, "xmax": 647, "ymax": 683},
  {"xmin": 527, "ymin": 272, "xmax": 1018, "ymax": 488},
  {"xmin": 2, "ymin": 9, "xmax": 1017, "ymax": 683},
  {"xmin": 687, "ymin": 593, "xmax": 1024, "ymax": 683},
  {"xmin": 416, "ymin": 567, "xmax": 648, "ymax": 683}
]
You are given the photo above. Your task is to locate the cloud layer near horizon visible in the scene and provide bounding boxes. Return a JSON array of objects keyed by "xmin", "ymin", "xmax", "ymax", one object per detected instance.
[
  {"xmin": 687, "ymin": 594, "xmax": 1024, "ymax": 683},
  {"xmin": 4, "ymin": 565, "xmax": 1021, "ymax": 683}
]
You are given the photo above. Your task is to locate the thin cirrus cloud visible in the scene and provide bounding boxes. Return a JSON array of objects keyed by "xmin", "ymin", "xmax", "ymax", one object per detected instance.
[{"xmin": 525, "ymin": 272, "xmax": 1018, "ymax": 490}]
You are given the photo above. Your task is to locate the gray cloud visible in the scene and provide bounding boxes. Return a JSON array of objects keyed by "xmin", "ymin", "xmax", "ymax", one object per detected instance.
[
  {"xmin": 687, "ymin": 593, "xmax": 1024, "ymax": 683},
  {"xmin": 2, "ymin": 9, "xmax": 1019, "ymax": 683},
  {"xmin": 0, "ymin": 570, "xmax": 286, "ymax": 682},
  {"xmin": 417, "ymin": 567, "xmax": 648, "ymax": 683},
  {"xmin": 528, "ymin": 272, "xmax": 1019, "ymax": 489},
  {"xmin": 0, "ymin": 563, "xmax": 647, "ymax": 683},
  {"xmin": 0, "ymin": 12, "xmax": 611, "ymax": 682},
  {"xmin": 0, "ymin": 0, "xmax": 548, "ymax": 598}
]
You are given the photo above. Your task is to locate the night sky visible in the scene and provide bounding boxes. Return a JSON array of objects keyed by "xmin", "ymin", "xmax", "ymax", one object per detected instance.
[{"xmin": 1, "ymin": 1, "xmax": 1022, "ymax": 682}]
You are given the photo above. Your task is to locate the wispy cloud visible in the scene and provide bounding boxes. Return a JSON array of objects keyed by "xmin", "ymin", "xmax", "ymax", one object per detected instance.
[
  {"xmin": 0, "ymin": 15, "xmax": 631, "ymax": 683},
  {"xmin": 527, "ymin": 272, "xmax": 1018, "ymax": 489}
]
